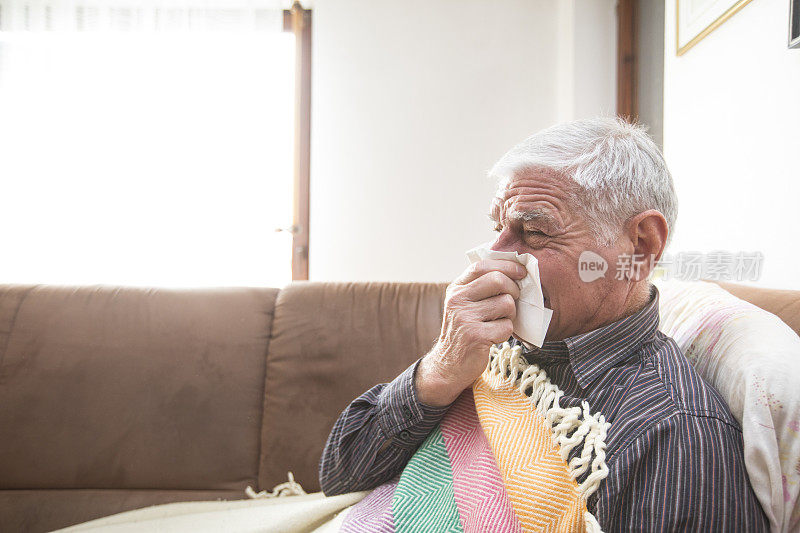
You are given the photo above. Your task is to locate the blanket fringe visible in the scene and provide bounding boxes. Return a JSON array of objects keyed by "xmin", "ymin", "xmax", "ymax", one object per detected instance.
[
  {"xmin": 585, "ymin": 510, "xmax": 603, "ymax": 532},
  {"xmin": 488, "ymin": 342, "xmax": 611, "ymax": 501},
  {"xmin": 245, "ymin": 471, "xmax": 307, "ymax": 499}
]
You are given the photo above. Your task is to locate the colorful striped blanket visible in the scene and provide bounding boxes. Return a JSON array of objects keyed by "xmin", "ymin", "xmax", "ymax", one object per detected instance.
[{"xmin": 340, "ymin": 342, "xmax": 611, "ymax": 533}]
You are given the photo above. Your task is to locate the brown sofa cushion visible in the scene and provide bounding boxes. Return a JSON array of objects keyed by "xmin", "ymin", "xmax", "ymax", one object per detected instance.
[
  {"xmin": 258, "ymin": 281, "xmax": 447, "ymax": 493},
  {"xmin": 2, "ymin": 279, "xmax": 797, "ymax": 533},
  {"xmin": 714, "ymin": 281, "xmax": 800, "ymax": 336},
  {"xmin": 0, "ymin": 284, "xmax": 278, "ymax": 491}
]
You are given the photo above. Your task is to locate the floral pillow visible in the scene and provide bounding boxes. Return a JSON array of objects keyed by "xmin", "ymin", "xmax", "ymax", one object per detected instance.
[{"xmin": 656, "ymin": 279, "xmax": 800, "ymax": 532}]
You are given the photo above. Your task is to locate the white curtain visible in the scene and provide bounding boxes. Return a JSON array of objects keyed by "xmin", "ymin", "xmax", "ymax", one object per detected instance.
[{"xmin": 0, "ymin": 0, "xmax": 296, "ymax": 288}]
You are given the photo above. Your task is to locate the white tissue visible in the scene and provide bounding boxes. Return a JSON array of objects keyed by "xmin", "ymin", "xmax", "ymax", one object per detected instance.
[{"xmin": 465, "ymin": 243, "xmax": 553, "ymax": 348}]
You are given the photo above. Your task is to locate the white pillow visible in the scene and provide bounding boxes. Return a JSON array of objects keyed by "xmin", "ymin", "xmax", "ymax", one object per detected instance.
[{"xmin": 655, "ymin": 279, "xmax": 800, "ymax": 532}]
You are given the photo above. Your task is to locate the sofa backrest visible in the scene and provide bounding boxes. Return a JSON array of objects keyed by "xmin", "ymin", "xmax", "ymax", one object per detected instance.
[
  {"xmin": 1, "ymin": 280, "xmax": 798, "ymax": 532},
  {"xmin": 0, "ymin": 284, "xmax": 279, "ymax": 531},
  {"xmin": 258, "ymin": 281, "xmax": 447, "ymax": 493},
  {"xmin": 714, "ymin": 281, "xmax": 800, "ymax": 335}
]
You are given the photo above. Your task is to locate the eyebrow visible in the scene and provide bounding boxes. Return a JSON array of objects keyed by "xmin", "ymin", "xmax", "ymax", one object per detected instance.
[
  {"xmin": 510, "ymin": 208, "xmax": 557, "ymax": 225},
  {"xmin": 487, "ymin": 207, "xmax": 559, "ymax": 232}
]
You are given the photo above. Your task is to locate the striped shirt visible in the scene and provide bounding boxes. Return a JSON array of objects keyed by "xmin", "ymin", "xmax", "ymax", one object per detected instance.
[{"xmin": 319, "ymin": 285, "xmax": 769, "ymax": 531}]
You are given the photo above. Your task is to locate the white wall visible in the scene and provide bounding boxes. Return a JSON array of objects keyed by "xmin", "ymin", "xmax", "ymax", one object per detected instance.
[
  {"xmin": 309, "ymin": 0, "xmax": 617, "ymax": 282},
  {"xmin": 664, "ymin": 0, "xmax": 800, "ymax": 289}
]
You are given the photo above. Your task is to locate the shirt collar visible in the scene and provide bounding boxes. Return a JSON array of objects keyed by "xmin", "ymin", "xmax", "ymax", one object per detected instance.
[{"xmin": 520, "ymin": 284, "xmax": 660, "ymax": 390}]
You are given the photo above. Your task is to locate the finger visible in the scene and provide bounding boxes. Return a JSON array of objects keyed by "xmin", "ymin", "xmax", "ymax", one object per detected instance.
[
  {"xmin": 481, "ymin": 318, "xmax": 514, "ymax": 345},
  {"xmin": 456, "ymin": 259, "xmax": 526, "ymax": 286},
  {"xmin": 466, "ymin": 270, "xmax": 521, "ymax": 301},
  {"xmin": 474, "ymin": 293, "xmax": 517, "ymax": 322}
]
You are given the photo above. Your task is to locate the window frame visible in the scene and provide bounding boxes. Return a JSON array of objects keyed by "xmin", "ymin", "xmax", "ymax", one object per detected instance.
[{"xmin": 283, "ymin": 2, "xmax": 312, "ymax": 281}]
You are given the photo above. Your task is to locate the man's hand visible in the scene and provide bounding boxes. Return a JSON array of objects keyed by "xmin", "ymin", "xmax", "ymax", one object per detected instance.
[{"xmin": 415, "ymin": 259, "xmax": 525, "ymax": 407}]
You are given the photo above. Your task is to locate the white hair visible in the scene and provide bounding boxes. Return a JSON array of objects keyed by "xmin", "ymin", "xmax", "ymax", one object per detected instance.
[{"xmin": 488, "ymin": 116, "xmax": 678, "ymax": 247}]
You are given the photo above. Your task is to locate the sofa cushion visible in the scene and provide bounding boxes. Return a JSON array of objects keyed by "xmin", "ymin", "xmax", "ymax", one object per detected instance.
[
  {"xmin": 714, "ymin": 281, "xmax": 800, "ymax": 336},
  {"xmin": 0, "ymin": 284, "xmax": 278, "ymax": 491},
  {"xmin": 259, "ymin": 281, "xmax": 447, "ymax": 492},
  {"xmin": 656, "ymin": 279, "xmax": 800, "ymax": 531}
]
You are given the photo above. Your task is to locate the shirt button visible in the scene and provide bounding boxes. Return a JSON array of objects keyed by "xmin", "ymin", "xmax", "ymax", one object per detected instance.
[
  {"xmin": 399, "ymin": 429, "xmax": 411, "ymax": 440},
  {"xmin": 401, "ymin": 405, "xmax": 413, "ymax": 419}
]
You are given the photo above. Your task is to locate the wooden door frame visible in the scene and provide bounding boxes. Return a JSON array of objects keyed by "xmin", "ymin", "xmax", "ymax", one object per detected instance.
[
  {"xmin": 617, "ymin": 0, "xmax": 637, "ymax": 121},
  {"xmin": 283, "ymin": 2, "xmax": 312, "ymax": 280}
]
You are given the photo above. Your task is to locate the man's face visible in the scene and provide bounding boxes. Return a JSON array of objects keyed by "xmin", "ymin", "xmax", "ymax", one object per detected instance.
[{"xmin": 489, "ymin": 167, "xmax": 631, "ymax": 341}]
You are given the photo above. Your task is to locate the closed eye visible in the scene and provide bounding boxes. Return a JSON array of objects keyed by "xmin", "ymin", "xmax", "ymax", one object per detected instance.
[
  {"xmin": 493, "ymin": 224, "xmax": 548, "ymax": 239},
  {"xmin": 525, "ymin": 230, "xmax": 547, "ymax": 237}
]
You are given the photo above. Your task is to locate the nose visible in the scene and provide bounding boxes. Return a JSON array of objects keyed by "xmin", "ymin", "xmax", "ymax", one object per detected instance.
[{"xmin": 490, "ymin": 227, "xmax": 517, "ymax": 252}]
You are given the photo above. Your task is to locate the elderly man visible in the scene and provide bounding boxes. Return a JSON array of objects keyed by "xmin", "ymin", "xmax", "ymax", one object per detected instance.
[{"xmin": 319, "ymin": 118, "xmax": 768, "ymax": 531}]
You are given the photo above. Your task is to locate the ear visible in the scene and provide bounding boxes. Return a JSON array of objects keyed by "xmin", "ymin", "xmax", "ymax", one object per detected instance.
[{"xmin": 623, "ymin": 209, "xmax": 669, "ymax": 281}]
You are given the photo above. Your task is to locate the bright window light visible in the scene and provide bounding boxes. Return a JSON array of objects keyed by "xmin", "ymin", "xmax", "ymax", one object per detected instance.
[{"xmin": 0, "ymin": 7, "xmax": 295, "ymax": 288}]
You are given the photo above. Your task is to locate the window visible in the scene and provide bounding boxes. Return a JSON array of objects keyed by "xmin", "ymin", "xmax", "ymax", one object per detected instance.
[{"xmin": 0, "ymin": 1, "xmax": 299, "ymax": 288}]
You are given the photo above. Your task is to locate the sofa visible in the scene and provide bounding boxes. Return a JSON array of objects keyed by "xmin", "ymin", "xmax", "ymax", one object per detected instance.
[{"xmin": 0, "ymin": 280, "xmax": 798, "ymax": 532}]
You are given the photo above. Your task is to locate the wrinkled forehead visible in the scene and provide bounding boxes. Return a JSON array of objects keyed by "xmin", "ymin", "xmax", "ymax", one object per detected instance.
[{"xmin": 490, "ymin": 166, "xmax": 579, "ymax": 220}]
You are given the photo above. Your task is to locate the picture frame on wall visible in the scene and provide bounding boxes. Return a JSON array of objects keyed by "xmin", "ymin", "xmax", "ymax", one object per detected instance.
[
  {"xmin": 790, "ymin": 0, "xmax": 800, "ymax": 49},
  {"xmin": 676, "ymin": 0, "xmax": 754, "ymax": 55}
]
